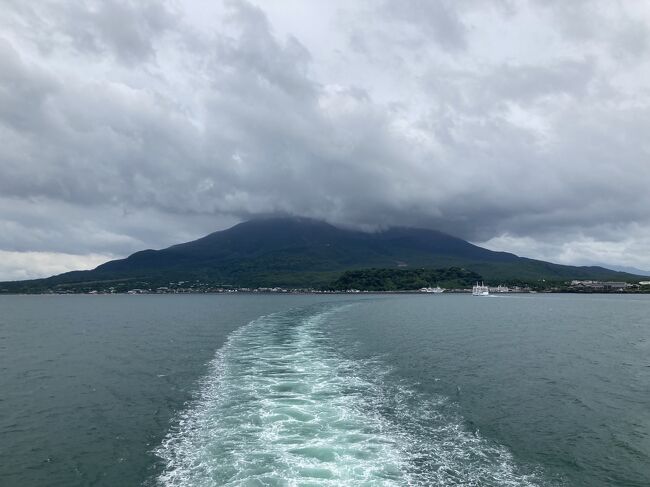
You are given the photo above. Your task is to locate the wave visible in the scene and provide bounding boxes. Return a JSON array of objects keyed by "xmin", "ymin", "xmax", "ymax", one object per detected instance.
[{"xmin": 154, "ymin": 304, "xmax": 553, "ymax": 486}]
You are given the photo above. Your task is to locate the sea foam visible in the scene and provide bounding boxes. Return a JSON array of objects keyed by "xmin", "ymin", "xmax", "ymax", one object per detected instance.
[{"xmin": 155, "ymin": 304, "xmax": 552, "ymax": 486}]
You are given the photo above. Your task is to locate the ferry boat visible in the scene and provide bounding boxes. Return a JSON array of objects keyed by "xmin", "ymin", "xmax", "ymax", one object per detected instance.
[{"xmin": 472, "ymin": 282, "xmax": 489, "ymax": 296}]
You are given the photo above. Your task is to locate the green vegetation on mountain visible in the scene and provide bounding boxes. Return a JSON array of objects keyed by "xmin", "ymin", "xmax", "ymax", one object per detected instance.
[
  {"xmin": 329, "ymin": 267, "xmax": 481, "ymax": 291},
  {"xmin": 0, "ymin": 217, "xmax": 644, "ymax": 293}
]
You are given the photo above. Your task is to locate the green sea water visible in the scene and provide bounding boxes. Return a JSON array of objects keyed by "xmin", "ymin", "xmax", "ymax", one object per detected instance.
[{"xmin": 1, "ymin": 294, "xmax": 648, "ymax": 486}]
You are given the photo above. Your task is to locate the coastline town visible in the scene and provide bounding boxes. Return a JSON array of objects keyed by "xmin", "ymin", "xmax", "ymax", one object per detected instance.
[{"xmin": 17, "ymin": 279, "xmax": 650, "ymax": 295}]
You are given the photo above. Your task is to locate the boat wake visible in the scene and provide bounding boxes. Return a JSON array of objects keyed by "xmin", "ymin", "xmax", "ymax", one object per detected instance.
[{"xmin": 154, "ymin": 304, "xmax": 554, "ymax": 486}]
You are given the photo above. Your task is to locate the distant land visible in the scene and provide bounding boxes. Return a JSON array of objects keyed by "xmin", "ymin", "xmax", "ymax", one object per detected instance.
[
  {"xmin": 591, "ymin": 263, "xmax": 650, "ymax": 277},
  {"xmin": 0, "ymin": 217, "xmax": 646, "ymax": 293}
]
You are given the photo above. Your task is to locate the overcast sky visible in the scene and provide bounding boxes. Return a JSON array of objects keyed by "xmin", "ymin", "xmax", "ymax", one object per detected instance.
[{"xmin": 1, "ymin": 0, "xmax": 650, "ymax": 280}]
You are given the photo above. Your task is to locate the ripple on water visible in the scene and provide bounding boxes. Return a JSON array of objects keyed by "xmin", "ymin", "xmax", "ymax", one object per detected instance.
[{"xmin": 155, "ymin": 305, "xmax": 557, "ymax": 486}]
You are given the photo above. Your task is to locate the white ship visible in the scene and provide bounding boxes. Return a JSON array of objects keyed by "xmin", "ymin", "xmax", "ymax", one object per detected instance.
[
  {"xmin": 472, "ymin": 282, "xmax": 489, "ymax": 296},
  {"xmin": 420, "ymin": 286, "xmax": 445, "ymax": 293}
]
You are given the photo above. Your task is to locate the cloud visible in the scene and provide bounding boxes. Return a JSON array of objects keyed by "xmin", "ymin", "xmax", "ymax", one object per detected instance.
[
  {"xmin": 0, "ymin": 196, "xmax": 239, "ymax": 255},
  {"xmin": 381, "ymin": 0, "xmax": 469, "ymax": 51},
  {"xmin": 533, "ymin": 0, "xmax": 650, "ymax": 60},
  {"xmin": 0, "ymin": 250, "xmax": 112, "ymax": 281},
  {"xmin": 480, "ymin": 225, "xmax": 650, "ymax": 272},
  {"xmin": 2, "ymin": 0, "xmax": 177, "ymax": 65},
  {"xmin": 1, "ymin": 0, "xmax": 650, "ymax": 279}
]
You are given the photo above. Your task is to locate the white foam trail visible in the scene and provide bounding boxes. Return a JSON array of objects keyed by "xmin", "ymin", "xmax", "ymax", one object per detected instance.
[{"xmin": 154, "ymin": 304, "xmax": 556, "ymax": 486}]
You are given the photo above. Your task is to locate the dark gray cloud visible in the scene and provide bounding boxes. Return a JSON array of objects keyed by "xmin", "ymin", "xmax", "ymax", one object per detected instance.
[{"xmin": 0, "ymin": 0, "xmax": 649, "ymax": 278}]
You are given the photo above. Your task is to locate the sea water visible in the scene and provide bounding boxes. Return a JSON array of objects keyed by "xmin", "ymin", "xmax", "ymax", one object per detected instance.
[{"xmin": 1, "ymin": 294, "xmax": 649, "ymax": 486}]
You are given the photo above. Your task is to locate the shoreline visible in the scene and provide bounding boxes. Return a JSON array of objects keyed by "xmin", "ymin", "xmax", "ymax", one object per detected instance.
[{"xmin": 2, "ymin": 289, "xmax": 649, "ymax": 296}]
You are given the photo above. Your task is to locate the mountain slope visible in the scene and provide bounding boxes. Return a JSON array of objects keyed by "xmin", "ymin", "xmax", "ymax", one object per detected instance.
[{"xmin": 0, "ymin": 217, "xmax": 643, "ymax": 291}]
